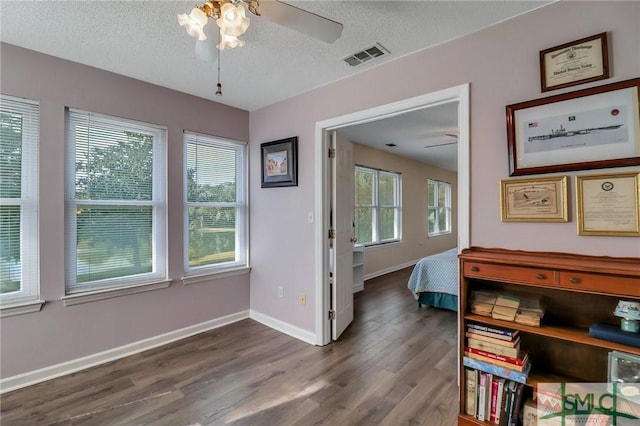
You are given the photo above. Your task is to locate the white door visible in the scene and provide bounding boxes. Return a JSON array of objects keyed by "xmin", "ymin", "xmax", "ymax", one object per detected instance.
[{"xmin": 330, "ymin": 131, "xmax": 355, "ymax": 340}]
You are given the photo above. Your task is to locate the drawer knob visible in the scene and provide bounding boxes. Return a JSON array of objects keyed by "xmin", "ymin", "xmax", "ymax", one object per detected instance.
[
  {"xmin": 471, "ymin": 266, "xmax": 479, "ymax": 272},
  {"xmin": 536, "ymin": 273, "xmax": 546, "ymax": 280},
  {"xmin": 569, "ymin": 277, "xmax": 580, "ymax": 284}
]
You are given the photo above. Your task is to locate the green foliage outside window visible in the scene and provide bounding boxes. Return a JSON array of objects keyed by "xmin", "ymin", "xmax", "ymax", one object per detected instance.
[
  {"xmin": 0, "ymin": 112, "xmax": 23, "ymax": 294},
  {"xmin": 355, "ymin": 167, "xmax": 400, "ymax": 245},
  {"xmin": 428, "ymin": 179, "xmax": 451, "ymax": 235}
]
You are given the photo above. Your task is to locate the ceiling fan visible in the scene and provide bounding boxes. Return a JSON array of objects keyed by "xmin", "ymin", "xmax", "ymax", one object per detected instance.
[{"xmin": 179, "ymin": 0, "xmax": 344, "ymax": 59}]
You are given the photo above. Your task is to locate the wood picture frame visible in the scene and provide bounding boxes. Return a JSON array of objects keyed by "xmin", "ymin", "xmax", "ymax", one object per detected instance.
[
  {"xmin": 540, "ymin": 32, "xmax": 609, "ymax": 92},
  {"xmin": 500, "ymin": 175, "xmax": 568, "ymax": 222},
  {"xmin": 506, "ymin": 78, "xmax": 640, "ymax": 176},
  {"xmin": 261, "ymin": 137, "xmax": 298, "ymax": 188},
  {"xmin": 576, "ymin": 172, "xmax": 640, "ymax": 237}
]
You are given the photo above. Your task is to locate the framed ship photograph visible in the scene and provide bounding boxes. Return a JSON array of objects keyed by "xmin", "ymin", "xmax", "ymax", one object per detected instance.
[{"xmin": 506, "ymin": 78, "xmax": 640, "ymax": 176}]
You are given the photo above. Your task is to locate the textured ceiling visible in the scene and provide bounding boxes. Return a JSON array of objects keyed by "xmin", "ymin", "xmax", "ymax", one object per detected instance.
[
  {"xmin": 0, "ymin": 1, "xmax": 551, "ymax": 171},
  {"xmin": 0, "ymin": 0, "xmax": 550, "ymax": 112}
]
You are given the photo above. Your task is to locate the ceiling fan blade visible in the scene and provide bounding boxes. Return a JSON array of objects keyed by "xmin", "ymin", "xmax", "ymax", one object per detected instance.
[
  {"xmin": 256, "ymin": 0, "xmax": 343, "ymax": 43},
  {"xmin": 194, "ymin": 23, "xmax": 219, "ymax": 62}
]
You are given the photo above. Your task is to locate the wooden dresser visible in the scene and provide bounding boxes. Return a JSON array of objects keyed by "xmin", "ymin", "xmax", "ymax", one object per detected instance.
[{"xmin": 457, "ymin": 247, "xmax": 640, "ymax": 426}]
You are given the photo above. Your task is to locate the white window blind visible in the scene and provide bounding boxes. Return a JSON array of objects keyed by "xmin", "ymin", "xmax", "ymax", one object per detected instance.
[
  {"xmin": 184, "ymin": 132, "xmax": 247, "ymax": 274},
  {"xmin": 0, "ymin": 95, "xmax": 39, "ymax": 304},
  {"xmin": 66, "ymin": 109, "xmax": 167, "ymax": 293}
]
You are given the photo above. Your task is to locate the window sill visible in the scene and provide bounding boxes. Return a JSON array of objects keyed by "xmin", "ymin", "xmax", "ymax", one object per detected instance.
[
  {"xmin": 1, "ymin": 299, "xmax": 45, "ymax": 318},
  {"xmin": 62, "ymin": 280, "xmax": 171, "ymax": 307},
  {"xmin": 182, "ymin": 266, "xmax": 251, "ymax": 286},
  {"xmin": 361, "ymin": 240, "xmax": 401, "ymax": 249},
  {"xmin": 428, "ymin": 231, "xmax": 452, "ymax": 238}
]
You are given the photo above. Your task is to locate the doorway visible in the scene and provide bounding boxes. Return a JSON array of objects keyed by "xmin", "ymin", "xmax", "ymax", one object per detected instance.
[{"xmin": 314, "ymin": 84, "xmax": 470, "ymax": 345}]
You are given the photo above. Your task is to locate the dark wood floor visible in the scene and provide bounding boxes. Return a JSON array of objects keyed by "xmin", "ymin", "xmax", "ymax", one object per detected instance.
[{"xmin": 1, "ymin": 267, "xmax": 459, "ymax": 425}]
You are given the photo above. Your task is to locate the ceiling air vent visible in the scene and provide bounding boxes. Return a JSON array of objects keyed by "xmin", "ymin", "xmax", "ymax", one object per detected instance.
[{"xmin": 342, "ymin": 43, "xmax": 389, "ymax": 67}]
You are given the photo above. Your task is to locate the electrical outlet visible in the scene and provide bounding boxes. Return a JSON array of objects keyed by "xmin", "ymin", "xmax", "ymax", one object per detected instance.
[
  {"xmin": 299, "ymin": 294, "xmax": 306, "ymax": 306},
  {"xmin": 278, "ymin": 286, "xmax": 284, "ymax": 298}
]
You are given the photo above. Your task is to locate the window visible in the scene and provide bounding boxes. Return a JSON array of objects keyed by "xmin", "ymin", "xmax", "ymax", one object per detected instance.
[
  {"xmin": 184, "ymin": 132, "xmax": 247, "ymax": 275},
  {"xmin": 354, "ymin": 166, "xmax": 401, "ymax": 245},
  {"xmin": 65, "ymin": 110, "xmax": 167, "ymax": 294},
  {"xmin": 0, "ymin": 96, "xmax": 39, "ymax": 305},
  {"xmin": 427, "ymin": 179, "xmax": 451, "ymax": 236}
]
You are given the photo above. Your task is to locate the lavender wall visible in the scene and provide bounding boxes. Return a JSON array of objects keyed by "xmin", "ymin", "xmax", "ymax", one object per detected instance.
[
  {"xmin": 249, "ymin": 2, "xmax": 640, "ymax": 332},
  {"xmin": 0, "ymin": 43, "xmax": 250, "ymax": 378},
  {"xmin": 2, "ymin": 0, "xmax": 639, "ymax": 381}
]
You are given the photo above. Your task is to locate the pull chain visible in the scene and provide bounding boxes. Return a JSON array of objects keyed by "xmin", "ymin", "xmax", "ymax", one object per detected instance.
[{"xmin": 216, "ymin": 30, "xmax": 223, "ymax": 96}]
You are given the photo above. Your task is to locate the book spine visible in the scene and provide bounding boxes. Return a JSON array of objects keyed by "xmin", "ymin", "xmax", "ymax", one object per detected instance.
[
  {"xmin": 485, "ymin": 373, "xmax": 493, "ymax": 421},
  {"xmin": 467, "ymin": 323, "xmax": 517, "ymax": 338},
  {"xmin": 466, "ymin": 326, "xmax": 515, "ymax": 341},
  {"xmin": 465, "ymin": 332, "xmax": 520, "ymax": 347},
  {"xmin": 502, "ymin": 381, "xmax": 517, "ymax": 426},
  {"xmin": 467, "ymin": 337, "xmax": 520, "ymax": 358},
  {"xmin": 589, "ymin": 324, "xmax": 640, "ymax": 348},
  {"xmin": 465, "ymin": 368, "xmax": 477, "ymax": 416},
  {"xmin": 465, "ymin": 346, "xmax": 526, "ymax": 366},
  {"xmin": 478, "ymin": 372, "xmax": 487, "ymax": 421},
  {"xmin": 495, "ymin": 378, "xmax": 506, "ymax": 425},
  {"xmin": 509, "ymin": 382, "xmax": 525, "ymax": 426},
  {"xmin": 489, "ymin": 376, "xmax": 499, "ymax": 423},
  {"xmin": 465, "ymin": 352, "xmax": 528, "ymax": 372},
  {"xmin": 463, "ymin": 356, "xmax": 530, "ymax": 384}
]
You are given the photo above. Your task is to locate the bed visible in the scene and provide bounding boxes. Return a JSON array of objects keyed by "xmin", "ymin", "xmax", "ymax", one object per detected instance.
[{"xmin": 407, "ymin": 247, "xmax": 459, "ymax": 312}]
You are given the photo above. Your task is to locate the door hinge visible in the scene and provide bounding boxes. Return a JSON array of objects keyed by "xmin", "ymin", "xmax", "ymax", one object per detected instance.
[
  {"xmin": 328, "ymin": 148, "xmax": 336, "ymax": 158},
  {"xmin": 328, "ymin": 229, "xmax": 336, "ymax": 239},
  {"xmin": 328, "ymin": 310, "xmax": 336, "ymax": 320}
]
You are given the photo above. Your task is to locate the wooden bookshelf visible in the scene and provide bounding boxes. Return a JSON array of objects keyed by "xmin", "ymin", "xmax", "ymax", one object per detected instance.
[{"xmin": 458, "ymin": 247, "xmax": 640, "ymax": 425}]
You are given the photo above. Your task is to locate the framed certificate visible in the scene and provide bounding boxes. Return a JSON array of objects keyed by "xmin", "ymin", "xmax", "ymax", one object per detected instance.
[
  {"xmin": 540, "ymin": 32, "xmax": 609, "ymax": 92},
  {"xmin": 500, "ymin": 176, "xmax": 568, "ymax": 222},
  {"xmin": 576, "ymin": 172, "xmax": 640, "ymax": 236}
]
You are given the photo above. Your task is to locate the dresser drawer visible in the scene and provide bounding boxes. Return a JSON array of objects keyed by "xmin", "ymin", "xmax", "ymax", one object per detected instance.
[
  {"xmin": 463, "ymin": 262, "xmax": 558, "ymax": 286},
  {"xmin": 559, "ymin": 271, "xmax": 640, "ymax": 297}
]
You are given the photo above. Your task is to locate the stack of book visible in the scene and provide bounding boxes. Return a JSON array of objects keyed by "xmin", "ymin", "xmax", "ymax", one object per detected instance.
[
  {"xmin": 515, "ymin": 296, "xmax": 545, "ymax": 327},
  {"xmin": 470, "ymin": 291, "xmax": 545, "ymax": 327},
  {"xmin": 492, "ymin": 295, "xmax": 521, "ymax": 322},
  {"xmin": 463, "ymin": 324, "xmax": 531, "ymax": 424},
  {"xmin": 465, "ymin": 324, "xmax": 530, "ymax": 374},
  {"xmin": 470, "ymin": 291, "xmax": 497, "ymax": 317}
]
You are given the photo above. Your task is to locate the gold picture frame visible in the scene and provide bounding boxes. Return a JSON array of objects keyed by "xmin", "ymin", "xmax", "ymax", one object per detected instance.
[
  {"xmin": 500, "ymin": 176, "xmax": 568, "ymax": 222},
  {"xmin": 576, "ymin": 172, "xmax": 640, "ymax": 236}
]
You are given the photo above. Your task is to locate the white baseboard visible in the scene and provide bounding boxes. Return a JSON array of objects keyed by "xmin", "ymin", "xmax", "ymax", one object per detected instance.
[
  {"xmin": 364, "ymin": 259, "xmax": 418, "ymax": 281},
  {"xmin": 0, "ymin": 310, "xmax": 249, "ymax": 394},
  {"xmin": 353, "ymin": 283, "xmax": 364, "ymax": 293},
  {"xmin": 249, "ymin": 310, "xmax": 317, "ymax": 345}
]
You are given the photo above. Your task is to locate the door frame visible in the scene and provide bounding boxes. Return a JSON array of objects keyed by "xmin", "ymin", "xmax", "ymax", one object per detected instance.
[{"xmin": 314, "ymin": 83, "xmax": 471, "ymax": 345}]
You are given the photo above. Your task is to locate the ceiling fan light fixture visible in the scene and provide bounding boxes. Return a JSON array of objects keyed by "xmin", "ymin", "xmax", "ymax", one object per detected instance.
[
  {"xmin": 217, "ymin": 31, "xmax": 246, "ymax": 50},
  {"xmin": 177, "ymin": 7, "xmax": 209, "ymax": 40},
  {"xmin": 217, "ymin": 2, "xmax": 250, "ymax": 38}
]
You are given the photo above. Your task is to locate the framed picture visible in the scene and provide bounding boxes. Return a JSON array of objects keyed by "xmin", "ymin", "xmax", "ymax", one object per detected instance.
[
  {"xmin": 576, "ymin": 172, "xmax": 640, "ymax": 236},
  {"xmin": 500, "ymin": 175, "xmax": 568, "ymax": 222},
  {"xmin": 540, "ymin": 32, "xmax": 609, "ymax": 92},
  {"xmin": 506, "ymin": 78, "xmax": 640, "ymax": 176},
  {"xmin": 261, "ymin": 137, "xmax": 298, "ymax": 188}
]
